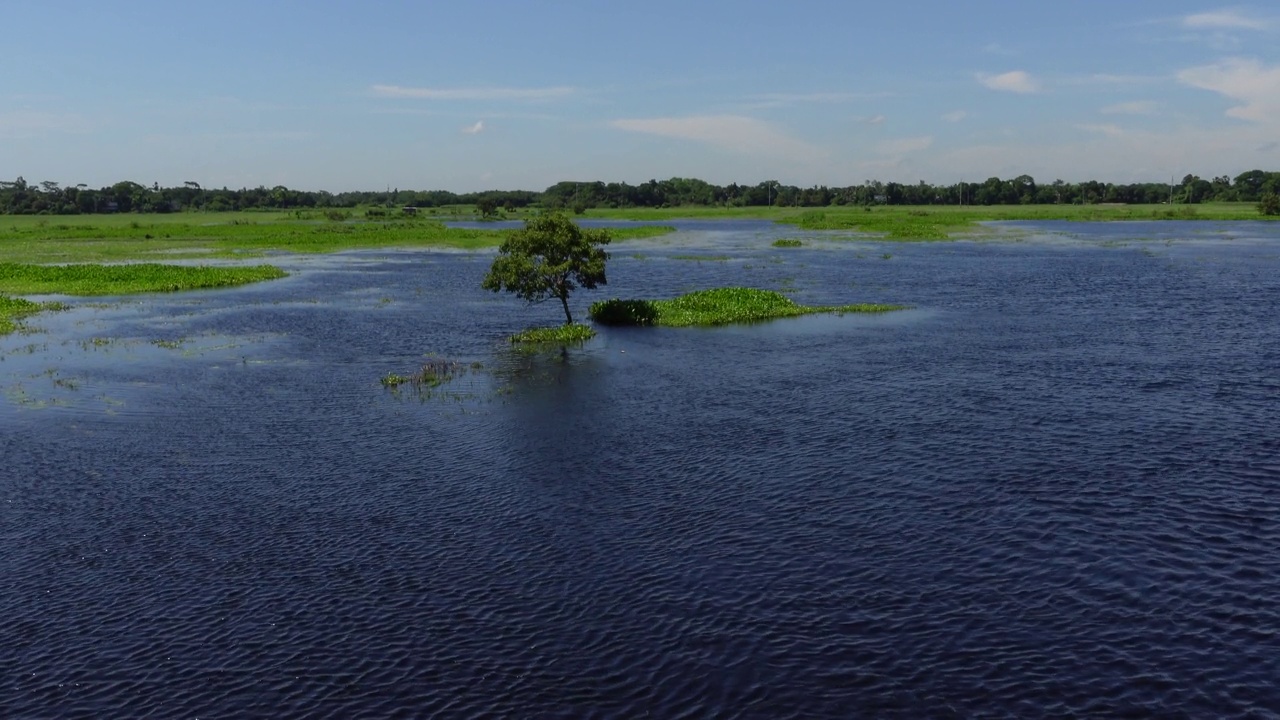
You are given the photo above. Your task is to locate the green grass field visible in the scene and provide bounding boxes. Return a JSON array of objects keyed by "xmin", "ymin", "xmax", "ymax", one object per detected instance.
[{"xmin": 0, "ymin": 214, "xmax": 674, "ymax": 264}]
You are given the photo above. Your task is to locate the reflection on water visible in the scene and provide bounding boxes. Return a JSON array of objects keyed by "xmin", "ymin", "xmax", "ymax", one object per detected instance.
[{"xmin": 3, "ymin": 222, "xmax": 1279, "ymax": 718}]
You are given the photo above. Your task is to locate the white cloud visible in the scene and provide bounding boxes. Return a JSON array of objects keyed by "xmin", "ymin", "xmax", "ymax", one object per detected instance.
[
  {"xmin": 978, "ymin": 70, "xmax": 1040, "ymax": 93},
  {"xmin": 941, "ymin": 110, "xmax": 968, "ymax": 123},
  {"xmin": 1176, "ymin": 58, "xmax": 1280, "ymax": 121},
  {"xmin": 876, "ymin": 136, "xmax": 934, "ymax": 155},
  {"xmin": 864, "ymin": 114, "xmax": 886, "ymax": 125},
  {"xmin": 1076, "ymin": 123, "xmax": 1125, "ymax": 137},
  {"xmin": 461, "ymin": 120, "xmax": 485, "ymax": 135},
  {"xmin": 610, "ymin": 115, "xmax": 822, "ymax": 160},
  {"xmin": 1182, "ymin": 9, "xmax": 1269, "ymax": 30},
  {"xmin": 1101, "ymin": 101, "xmax": 1159, "ymax": 115},
  {"xmin": 371, "ymin": 85, "xmax": 575, "ymax": 101}
]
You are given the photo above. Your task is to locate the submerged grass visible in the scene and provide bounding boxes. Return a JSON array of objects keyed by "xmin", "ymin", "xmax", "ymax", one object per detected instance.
[
  {"xmin": 671, "ymin": 254, "xmax": 731, "ymax": 262},
  {"xmin": 772, "ymin": 238, "xmax": 804, "ymax": 247},
  {"xmin": 0, "ymin": 263, "xmax": 287, "ymax": 295},
  {"xmin": 590, "ymin": 287, "xmax": 904, "ymax": 327},
  {"xmin": 0, "ymin": 295, "xmax": 53, "ymax": 335},
  {"xmin": 509, "ymin": 323, "xmax": 597, "ymax": 344},
  {"xmin": 381, "ymin": 358, "xmax": 472, "ymax": 389}
]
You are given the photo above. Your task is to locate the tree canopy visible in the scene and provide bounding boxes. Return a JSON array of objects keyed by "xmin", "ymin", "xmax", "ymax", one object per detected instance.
[
  {"xmin": 481, "ymin": 213, "xmax": 611, "ymax": 325},
  {"xmin": 4, "ymin": 170, "xmax": 1280, "ymax": 215}
]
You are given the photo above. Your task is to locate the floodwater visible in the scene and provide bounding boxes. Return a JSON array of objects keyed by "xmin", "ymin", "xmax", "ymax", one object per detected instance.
[{"xmin": 2, "ymin": 220, "xmax": 1278, "ymax": 718}]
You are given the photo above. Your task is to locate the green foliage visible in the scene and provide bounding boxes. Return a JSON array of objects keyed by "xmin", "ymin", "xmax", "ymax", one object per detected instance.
[
  {"xmin": 590, "ymin": 287, "xmax": 904, "ymax": 327},
  {"xmin": 482, "ymin": 212, "xmax": 611, "ymax": 325},
  {"xmin": 0, "ymin": 263, "xmax": 286, "ymax": 295},
  {"xmin": 772, "ymin": 238, "xmax": 804, "ymax": 247},
  {"xmin": 510, "ymin": 323, "xmax": 597, "ymax": 344},
  {"xmin": 1259, "ymin": 192, "xmax": 1280, "ymax": 216}
]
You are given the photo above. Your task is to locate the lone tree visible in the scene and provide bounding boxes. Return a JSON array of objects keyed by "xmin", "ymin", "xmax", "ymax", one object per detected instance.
[
  {"xmin": 1259, "ymin": 191, "xmax": 1280, "ymax": 217},
  {"xmin": 482, "ymin": 212, "xmax": 611, "ymax": 325},
  {"xmin": 475, "ymin": 196, "xmax": 499, "ymax": 218}
]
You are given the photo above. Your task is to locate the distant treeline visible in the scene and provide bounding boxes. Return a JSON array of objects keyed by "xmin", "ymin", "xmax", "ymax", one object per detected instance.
[{"xmin": 2, "ymin": 171, "xmax": 1279, "ymax": 215}]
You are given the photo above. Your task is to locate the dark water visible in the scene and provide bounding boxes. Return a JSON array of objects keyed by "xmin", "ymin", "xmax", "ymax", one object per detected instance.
[{"xmin": 3, "ymin": 221, "xmax": 1279, "ymax": 718}]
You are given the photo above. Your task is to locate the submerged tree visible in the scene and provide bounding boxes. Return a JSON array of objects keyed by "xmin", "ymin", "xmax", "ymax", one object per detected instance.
[{"xmin": 482, "ymin": 212, "xmax": 611, "ymax": 325}]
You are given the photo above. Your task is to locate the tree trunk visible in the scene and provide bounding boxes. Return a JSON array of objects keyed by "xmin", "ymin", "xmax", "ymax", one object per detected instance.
[{"xmin": 559, "ymin": 291, "xmax": 573, "ymax": 325}]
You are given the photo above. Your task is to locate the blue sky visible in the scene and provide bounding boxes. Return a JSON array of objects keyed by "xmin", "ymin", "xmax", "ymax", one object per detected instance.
[{"xmin": 2, "ymin": 1, "xmax": 1278, "ymax": 191}]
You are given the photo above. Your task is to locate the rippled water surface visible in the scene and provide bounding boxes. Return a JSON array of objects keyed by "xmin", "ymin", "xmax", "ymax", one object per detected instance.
[{"xmin": 3, "ymin": 220, "xmax": 1279, "ymax": 718}]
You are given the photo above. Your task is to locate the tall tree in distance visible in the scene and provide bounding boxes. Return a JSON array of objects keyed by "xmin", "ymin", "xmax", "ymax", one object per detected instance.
[{"xmin": 482, "ymin": 212, "xmax": 610, "ymax": 325}]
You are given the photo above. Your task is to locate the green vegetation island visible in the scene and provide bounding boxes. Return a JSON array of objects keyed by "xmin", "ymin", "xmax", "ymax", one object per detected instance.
[
  {"xmin": 478, "ymin": 212, "xmax": 904, "ymax": 348},
  {"xmin": 589, "ymin": 288, "xmax": 903, "ymax": 327}
]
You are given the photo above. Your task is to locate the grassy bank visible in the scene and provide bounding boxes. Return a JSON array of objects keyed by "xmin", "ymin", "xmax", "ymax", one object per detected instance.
[
  {"xmin": 0, "ymin": 263, "xmax": 287, "ymax": 295},
  {"xmin": 0, "ymin": 214, "xmax": 675, "ymax": 264},
  {"xmin": 590, "ymin": 287, "xmax": 904, "ymax": 327}
]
